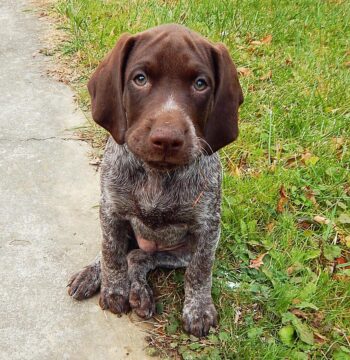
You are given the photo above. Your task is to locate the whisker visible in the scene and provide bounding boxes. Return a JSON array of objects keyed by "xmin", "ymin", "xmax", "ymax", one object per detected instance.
[{"xmin": 197, "ymin": 137, "xmax": 213, "ymax": 156}]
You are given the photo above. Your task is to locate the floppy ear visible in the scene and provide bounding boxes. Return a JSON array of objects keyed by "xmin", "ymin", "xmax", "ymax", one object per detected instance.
[
  {"xmin": 87, "ymin": 34, "xmax": 136, "ymax": 144},
  {"xmin": 204, "ymin": 44, "xmax": 244, "ymax": 154}
]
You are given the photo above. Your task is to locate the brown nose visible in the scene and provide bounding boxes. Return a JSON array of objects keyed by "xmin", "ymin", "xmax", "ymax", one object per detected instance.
[{"xmin": 150, "ymin": 128, "xmax": 184, "ymax": 153}]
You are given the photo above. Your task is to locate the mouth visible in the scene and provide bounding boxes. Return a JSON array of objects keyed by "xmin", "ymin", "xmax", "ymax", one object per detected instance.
[{"xmin": 146, "ymin": 160, "xmax": 180, "ymax": 170}]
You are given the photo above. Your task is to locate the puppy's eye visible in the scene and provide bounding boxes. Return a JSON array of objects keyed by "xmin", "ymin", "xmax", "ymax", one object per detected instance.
[
  {"xmin": 194, "ymin": 78, "xmax": 208, "ymax": 91},
  {"xmin": 133, "ymin": 73, "xmax": 147, "ymax": 86}
]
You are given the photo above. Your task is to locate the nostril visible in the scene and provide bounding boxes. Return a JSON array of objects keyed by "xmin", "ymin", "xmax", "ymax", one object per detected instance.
[
  {"xmin": 171, "ymin": 140, "xmax": 183, "ymax": 150},
  {"xmin": 153, "ymin": 140, "xmax": 164, "ymax": 148}
]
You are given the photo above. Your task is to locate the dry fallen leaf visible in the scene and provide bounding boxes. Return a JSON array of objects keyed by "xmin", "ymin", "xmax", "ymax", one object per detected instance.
[
  {"xmin": 249, "ymin": 253, "xmax": 268, "ymax": 269},
  {"xmin": 335, "ymin": 257, "xmax": 350, "ymax": 269},
  {"xmin": 277, "ymin": 185, "xmax": 288, "ymax": 213},
  {"xmin": 314, "ymin": 332, "xmax": 328, "ymax": 344},
  {"xmin": 234, "ymin": 307, "xmax": 242, "ymax": 324},
  {"xmin": 304, "ymin": 186, "xmax": 318, "ymax": 206},
  {"xmin": 287, "ymin": 265, "xmax": 296, "ymax": 276},
  {"xmin": 310, "ymin": 312, "xmax": 325, "ymax": 330},
  {"xmin": 250, "ymin": 34, "xmax": 272, "ymax": 46},
  {"xmin": 332, "ymin": 137, "xmax": 345, "ymax": 159},
  {"xmin": 291, "ymin": 309, "xmax": 308, "ymax": 320},
  {"xmin": 285, "ymin": 154, "xmax": 300, "ymax": 167},
  {"xmin": 248, "ymin": 84, "xmax": 256, "ymax": 92},
  {"xmin": 296, "ymin": 217, "xmax": 319, "ymax": 230},
  {"xmin": 237, "ymin": 67, "xmax": 252, "ymax": 77},
  {"xmin": 313, "ymin": 215, "xmax": 331, "ymax": 225},
  {"xmin": 345, "ymin": 184, "xmax": 350, "ymax": 196},
  {"xmin": 285, "ymin": 150, "xmax": 319, "ymax": 168},
  {"xmin": 261, "ymin": 34, "xmax": 272, "ymax": 44},
  {"xmin": 337, "ymin": 230, "xmax": 349, "ymax": 245},
  {"xmin": 259, "ymin": 70, "xmax": 272, "ymax": 81},
  {"xmin": 250, "ymin": 40, "xmax": 262, "ymax": 46},
  {"xmin": 266, "ymin": 221, "xmax": 276, "ymax": 233},
  {"xmin": 301, "ymin": 151, "xmax": 319, "ymax": 166},
  {"xmin": 332, "ymin": 137, "xmax": 344, "ymax": 149},
  {"xmin": 345, "ymin": 61, "xmax": 350, "ymax": 68},
  {"xmin": 285, "ymin": 57, "xmax": 293, "ymax": 66},
  {"xmin": 332, "ymin": 274, "xmax": 350, "ymax": 281}
]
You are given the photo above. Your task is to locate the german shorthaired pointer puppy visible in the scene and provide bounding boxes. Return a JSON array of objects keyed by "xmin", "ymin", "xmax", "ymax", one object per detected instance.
[{"xmin": 68, "ymin": 24, "xmax": 243, "ymax": 337}]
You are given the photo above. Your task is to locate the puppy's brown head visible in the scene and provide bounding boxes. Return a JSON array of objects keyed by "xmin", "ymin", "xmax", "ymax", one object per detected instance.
[{"xmin": 88, "ymin": 24, "xmax": 243, "ymax": 169}]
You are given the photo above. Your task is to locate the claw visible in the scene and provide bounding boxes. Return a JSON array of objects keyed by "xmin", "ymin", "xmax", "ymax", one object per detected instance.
[
  {"xmin": 67, "ymin": 264, "xmax": 101, "ymax": 301},
  {"xmin": 99, "ymin": 288, "xmax": 130, "ymax": 314},
  {"xmin": 182, "ymin": 300, "xmax": 217, "ymax": 337}
]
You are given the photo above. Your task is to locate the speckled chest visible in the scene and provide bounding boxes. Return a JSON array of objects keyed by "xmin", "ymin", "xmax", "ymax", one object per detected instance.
[
  {"xmin": 102, "ymin": 142, "xmax": 220, "ymax": 245},
  {"xmin": 115, "ymin": 177, "xmax": 196, "ymax": 244}
]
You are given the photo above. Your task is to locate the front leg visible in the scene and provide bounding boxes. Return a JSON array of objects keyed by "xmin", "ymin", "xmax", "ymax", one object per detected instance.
[
  {"xmin": 182, "ymin": 216, "xmax": 220, "ymax": 337},
  {"xmin": 99, "ymin": 201, "xmax": 132, "ymax": 314}
]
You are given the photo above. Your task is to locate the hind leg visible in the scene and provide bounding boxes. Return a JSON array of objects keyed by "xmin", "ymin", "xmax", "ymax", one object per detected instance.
[
  {"xmin": 67, "ymin": 254, "xmax": 101, "ymax": 300},
  {"xmin": 127, "ymin": 249, "xmax": 190, "ymax": 319}
]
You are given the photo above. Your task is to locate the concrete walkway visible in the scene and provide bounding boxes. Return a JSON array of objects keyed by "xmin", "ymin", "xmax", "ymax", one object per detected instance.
[{"xmin": 0, "ymin": 1, "xmax": 151, "ymax": 359}]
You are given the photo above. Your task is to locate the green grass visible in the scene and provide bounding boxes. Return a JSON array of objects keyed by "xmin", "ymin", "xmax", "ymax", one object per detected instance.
[{"xmin": 49, "ymin": 0, "xmax": 350, "ymax": 358}]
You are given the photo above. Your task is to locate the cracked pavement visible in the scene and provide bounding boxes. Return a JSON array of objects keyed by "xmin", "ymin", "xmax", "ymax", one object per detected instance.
[{"xmin": 0, "ymin": 1, "xmax": 151, "ymax": 359}]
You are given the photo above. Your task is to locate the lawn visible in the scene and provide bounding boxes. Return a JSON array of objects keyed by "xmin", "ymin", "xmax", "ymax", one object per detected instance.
[{"xmin": 48, "ymin": 0, "xmax": 350, "ymax": 358}]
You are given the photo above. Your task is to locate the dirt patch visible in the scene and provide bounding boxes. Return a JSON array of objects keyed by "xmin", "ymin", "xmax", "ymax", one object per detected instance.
[
  {"xmin": 28, "ymin": 0, "xmax": 108, "ymax": 162},
  {"xmin": 29, "ymin": 1, "xmax": 77, "ymax": 84}
]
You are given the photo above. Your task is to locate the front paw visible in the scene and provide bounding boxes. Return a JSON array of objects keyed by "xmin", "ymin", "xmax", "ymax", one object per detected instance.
[
  {"xmin": 99, "ymin": 283, "xmax": 130, "ymax": 315},
  {"xmin": 129, "ymin": 281, "xmax": 155, "ymax": 319},
  {"xmin": 182, "ymin": 299, "xmax": 218, "ymax": 337},
  {"xmin": 67, "ymin": 263, "xmax": 101, "ymax": 300}
]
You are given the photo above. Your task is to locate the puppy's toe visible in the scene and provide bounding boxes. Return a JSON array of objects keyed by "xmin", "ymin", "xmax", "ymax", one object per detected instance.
[
  {"xmin": 67, "ymin": 264, "xmax": 101, "ymax": 300},
  {"xmin": 99, "ymin": 286, "xmax": 130, "ymax": 315},
  {"xmin": 182, "ymin": 300, "xmax": 217, "ymax": 338},
  {"xmin": 129, "ymin": 281, "xmax": 155, "ymax": 319}
]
